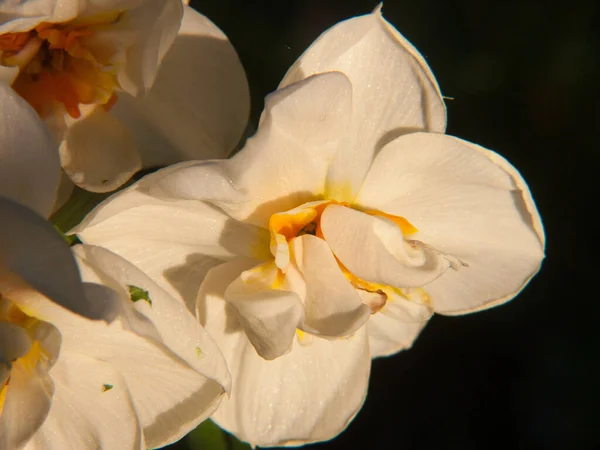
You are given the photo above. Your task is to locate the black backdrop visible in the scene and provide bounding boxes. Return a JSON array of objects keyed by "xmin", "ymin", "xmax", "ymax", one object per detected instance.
[{"xmin": 166, "ymin": 1, "xmax": 597, "ymax": 449}]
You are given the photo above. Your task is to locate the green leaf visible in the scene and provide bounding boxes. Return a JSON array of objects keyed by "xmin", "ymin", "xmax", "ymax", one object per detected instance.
[
  {"xmin": 187, "ymin": 420, "xmax": 251, "ymax": 450},
  {"xmin": 53, "ymin": 225, "xmax": 82, "ymax": 246},
  {"xmin": 128, "ymin": 285, "xmax": 152, "ymax": 306},
  {"xmin": 50, "ymin": 186, "xmax": 111, "ymax": 241}
]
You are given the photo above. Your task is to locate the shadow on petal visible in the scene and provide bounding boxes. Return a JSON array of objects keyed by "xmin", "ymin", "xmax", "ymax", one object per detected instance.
[
  {"xmin": 163, "ymin": 253, "xmax": 223, "ymax": 315},
  {"xmin": 111, "ymin": 34, "xmax": 250, "ymax": 168}
]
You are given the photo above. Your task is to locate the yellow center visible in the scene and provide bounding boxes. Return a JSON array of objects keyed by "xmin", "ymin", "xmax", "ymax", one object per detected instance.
[
  {"xmin": 268, "ymin": 201, "xmax": 419, "ymax": 312},
  {"xmin": 0, "ymin": 18, "xmax": 120, "ymax": 118},
  {"xmin": 0, "ymin": 296, "xmax": 50, "ymax": 416}
]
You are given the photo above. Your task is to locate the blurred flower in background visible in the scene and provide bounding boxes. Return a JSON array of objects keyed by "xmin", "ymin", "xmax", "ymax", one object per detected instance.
[
  {"xmin": 74, "ymin": 7, "xmax": 544, "ymax": 447},
  {"xmin": 0, "ymin": 83, "xmax": 231, "ymax": 450},
  {"xmin": 0, "ymin": 0, "xmax": 249, "ymax": 192}
]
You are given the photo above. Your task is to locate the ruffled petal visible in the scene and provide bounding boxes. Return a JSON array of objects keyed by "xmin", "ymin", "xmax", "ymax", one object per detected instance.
[
  {"xmin": 321, "ymin": 204, "xmax": 450, "ymax": 288},
  {"xmin": 74, "ymin": 174, "xmax": 268, "ymax": 312},
  {"xmin": 197, "ymin": 260, "xmax": 372, "ymax": 448},
  {"xmin": 291, "ymin": 235, "xmax": 371, "ymax": 337},
  {"xmin": 82, "ymin": 0, "xmax": 183, "ymax": 95},
  {"xmin": 59, "ymin": 107, "xmax": 141, "ymax": 192},
  {"xmin": 111, "ymin": 5, "xmax": 250, "ymax": 166},
  {"xmin": 356, "ymin": 132, "xmax": 545, "ymax": 313},
  {"xmin": 0, "ymin": 82, "xmax": 59, "ymax": 216},
  {"xmin": 24, "ymin": 353, "xmax": 143, "ymax": 450},
  {"xmin": 225, "ymin": 261, "xmax": 304, "ymax": 360},
  {"xmin": 151, "ymin": 72, "xmax": 353, "ymax": 227},
  {"xmin": 280, "ymin": 6, "xmax": 446, "ymax": 202}
]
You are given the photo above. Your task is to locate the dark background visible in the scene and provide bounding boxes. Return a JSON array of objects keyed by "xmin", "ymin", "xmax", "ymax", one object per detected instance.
[{"xmin": 169, "ymin": 1, "xmax": 598, "ymax": 449}]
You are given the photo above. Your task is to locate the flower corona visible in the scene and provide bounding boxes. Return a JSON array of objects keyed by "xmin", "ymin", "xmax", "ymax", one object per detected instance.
[{"xmin": 0, "ymin": 17, "xmax": 120, "ymax": 119}]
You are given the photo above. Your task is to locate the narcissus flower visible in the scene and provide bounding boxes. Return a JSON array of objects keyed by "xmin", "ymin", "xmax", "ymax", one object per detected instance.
[
  {"xmin": 0, "ymin": 83, "xmax": 230, "ymax": 449},
  {"xmin": 75, "ymin": 7, "xmax": 545, "ymax": 447},
  {"xmin": 0, "ymin": 0, "xmax": 249, "ymax": 192}
]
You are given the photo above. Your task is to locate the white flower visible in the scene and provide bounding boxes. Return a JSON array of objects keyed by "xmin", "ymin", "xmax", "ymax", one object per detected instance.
[
  {"xmin": 0, "ymin": 82, "xmax": 230, "ymax": 449},
  {"xmin": 0, "ymin": 0, "xmax": 249, "ymax": 192},
  {"xmin": 75, "ymin": 6, "xmax": 545, "ymax": 447}
]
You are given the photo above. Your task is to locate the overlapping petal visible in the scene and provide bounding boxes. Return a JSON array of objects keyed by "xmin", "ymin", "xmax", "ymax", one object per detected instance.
[
  {"xmin": 111, "ymin": 5, "xmax": 250, "ymax": 166},
  {"xmin": 74, "ymin": 177, "xmax": 269, "ymax": 312},
  {"xmin": 100, "ymin": 0, "xmax": 183, "ymax": 95},
  {"xmin": 197, "ymin": 261, "xmax": 371, "ymax": 448},
  {"xmin": 225, "ymin": 261, "xmax": 304, "ymax": 360},
  {"xmin": 0, "ymin": 197, "xmax": 116, "ymax": 321},
  {"xmin": 281, "ymin": 6, "xmax": 446, "ymax": 201},
  {"xmin": 151, "ymin": 71, "xmax": 353, "ymax": 227},
  {"xmin": 291, "ymin": 234, "xmax": 371, "ymax": 337},
  {"xmin": 2, "ymin": 0, "xmax": 248, "ymax": 192},
  {"xmin": 357, "ymin": 132, "xmax": 544, "ymax": 313},
  {"xmin": 30, "ymin": 244, "xmax": 232, "ymax": 448},
  {"xmin": 321, "ymin": 204, "xmax": 450, "ymax": 288}
]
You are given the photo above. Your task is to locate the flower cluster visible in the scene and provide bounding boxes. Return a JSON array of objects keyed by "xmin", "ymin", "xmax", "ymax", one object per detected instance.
[{"xmin": 1, "ymin": 2, "xmax": 544, "ymax": 449}]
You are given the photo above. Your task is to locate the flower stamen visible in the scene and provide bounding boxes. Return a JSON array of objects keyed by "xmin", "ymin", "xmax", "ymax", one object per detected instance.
[
  {"xmin": 1, "ymin": 19, "xmax": 120, "ymax": 118},
  {"xmin": 268, "ymin": 200, "xmax": 420, "ymax": 311}
]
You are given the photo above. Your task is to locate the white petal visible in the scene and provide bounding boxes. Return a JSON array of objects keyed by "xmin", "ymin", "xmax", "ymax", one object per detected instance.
[
  {"xmin": 75, "ymin": 175, "xmax": 268, "ymax": 311},
  {"xmin": 150, "ymin": 161, "xmax": 250, "ymax": 216},
  {"xmin": 281, "ymin": 6, "xmax": 446, "ymax": 202},
  {"xmin": 321, "ymin": 204, "xmax": 449, "ymax": 288},
  {"xmin": 82, "ymin": 0, "xmax": 183, "ymax": 96},
  {"xmin": 195, "ymin": 259, "xmax": 251, "ymax": 367},
  {"xmin": 74, "ymin": 244, "xmax": 231, "ymax": 389},
  {"xmin": 0, "ymin": 82, "xmax": 60, "ymax": 216},
  {"xmin": 0, "ymin": 197, "xmax": 114, "ymax": 321},
  {"xmin": 291, "ymin": 235, "xmax": 371, "ymax": 337},
  {"xmin": 59, "ymin": 107, "xmax": 141, "ymax": 192},
  {"xmin": 24, "ymin": 353, "xmax": 143, "ymax": 450},
  {"xmin": 357, "ymin": 132, "xmax": 545, "ymax": 313},
  {"xmin": 197, "ymin": 260, "xmax": 372, "ymax": 447},
  {"xmin": 367, "ymin": 312, "xmax": 429, "ymax": 358},
  {"xmin": 225, "ymin": 262, "xmax": 304, "ymax": 360},
  {"xmin": 153, "ymin": 72, "xmax": 353, "ymax": 227},
  {"xmin": 70, "ymin": 244, "xmax": 231, "ymax": 447},
  {"xmin": 41, "ymin": 295, "xmax": 227, "ymax": 449},
  {"xmin": 111, "ymin": 5, "xmax": 250, "ymax": 166},
  {"xmin": 0, "ymin": 360, "xmax": 54, "ymax": 449}
]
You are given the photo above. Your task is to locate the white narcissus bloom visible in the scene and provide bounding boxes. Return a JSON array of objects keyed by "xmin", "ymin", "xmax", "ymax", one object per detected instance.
[
  {"xmin": 0, "ymin": 0, "xmax": 249, "ymax": 192},
  {"xmin": 0, "ymin": 82, "xmax": 231, "ymax": 449},
  {"xmin": 75, "ymin": 7, "xmax": 545, "ymax": 447}
]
